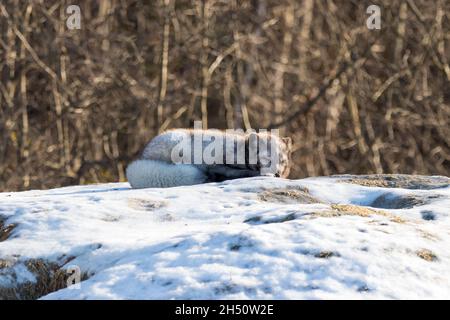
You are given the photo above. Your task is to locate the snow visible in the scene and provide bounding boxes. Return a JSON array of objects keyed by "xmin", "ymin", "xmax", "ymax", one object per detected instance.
[{"xmin": 0, "ymin": 175, "xmax": 449, "ymax": 299}]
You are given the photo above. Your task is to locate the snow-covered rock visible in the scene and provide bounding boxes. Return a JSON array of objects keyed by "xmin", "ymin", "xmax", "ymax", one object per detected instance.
[{"xmin": 0, "ymin": 175, "xmax": 449, "ymax": 299}]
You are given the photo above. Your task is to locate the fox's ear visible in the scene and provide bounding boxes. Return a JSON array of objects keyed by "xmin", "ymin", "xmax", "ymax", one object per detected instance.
[{"xmin": 282, "ymin": 137, "xmax": 292, "ymax": 148}]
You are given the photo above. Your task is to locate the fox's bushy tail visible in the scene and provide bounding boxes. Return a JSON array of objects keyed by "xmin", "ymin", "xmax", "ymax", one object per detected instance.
[{"xmin": 126, "ymin": 159, "xmax": 207, "ymax": 188}]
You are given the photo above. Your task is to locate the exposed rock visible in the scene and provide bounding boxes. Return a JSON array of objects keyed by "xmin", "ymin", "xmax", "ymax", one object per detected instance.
[
  {"xmin": 370, "ymin": 193, "xmax": 442, "ymax": 209},
  {"xmin": 337, "ymin": 174, "xmax": 449, "ymax": 190},
  {"xmin": 315, "ymin": 251, "xmax": 340, "ymax": 259},
  {"xmin": 244, "ymin": 212, "xmax": 298, "ymax": 225},
  {"xmin": 371, "ymin": 194, "xmax": 424, "ymax": 209},
  {"xmin": 0, "ymin": 217, "xmax": 16, "ymax": 242},
  {"xmin": 0, "ymin": 176, "xmax": 448, "ymax": 299},
  {"xmin": 421, "ymin": 211, "xmax": 436, "ymax": 221},
  {"xmin": 258, "ymin": 187, "xmax": 322, "ymax": 204}
]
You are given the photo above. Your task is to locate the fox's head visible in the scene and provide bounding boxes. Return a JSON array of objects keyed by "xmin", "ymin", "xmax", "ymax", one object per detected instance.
[{"xmin": 248, "ymin": 132, "xmax": 292, "ymax": 178}]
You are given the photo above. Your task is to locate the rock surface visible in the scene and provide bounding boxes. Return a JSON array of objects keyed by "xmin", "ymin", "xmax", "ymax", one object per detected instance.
[{"xmin": 0, "ymin": 175, "xmax": 449, "ymax": 299}]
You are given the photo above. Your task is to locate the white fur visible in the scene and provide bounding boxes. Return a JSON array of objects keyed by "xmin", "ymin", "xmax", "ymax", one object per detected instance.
[
  {"xmin": 126, "ymin": 159, "xmax": 207, "ymax": 189},
  {"xmin": 141, "ymin": 131, "xmax": 189, "ymax": 162}
]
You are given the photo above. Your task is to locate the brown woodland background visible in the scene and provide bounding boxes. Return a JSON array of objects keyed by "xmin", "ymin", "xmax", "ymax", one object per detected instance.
[{"xmin": 0, "ymin": 0, "xmax": 449, "ymax": 191}]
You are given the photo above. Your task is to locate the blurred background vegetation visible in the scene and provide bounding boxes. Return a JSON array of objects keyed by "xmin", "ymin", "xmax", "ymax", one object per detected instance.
[{"xmin": 0, "ymin": 0, "xmax": 449, "ymax": 191}]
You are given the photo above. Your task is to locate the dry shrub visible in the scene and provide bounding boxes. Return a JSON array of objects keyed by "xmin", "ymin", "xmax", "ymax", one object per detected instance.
[
  {"xmin": 0, "ymin": 1, "xmax": 449, "ymax": 191},
  {"xmin": 313, "ymin": 204, "xmax": 406, "ymax": 223},
  {"xmin": 416, "ymin": 249, "xmax": 438, "ymax": 262},
  {"xmin": 0, "ymin": 258, "xmax": 90, "ymax": 300},
  {"xmin": 258, "ymin": 187, "xmax": 322, "ymax": 204}
]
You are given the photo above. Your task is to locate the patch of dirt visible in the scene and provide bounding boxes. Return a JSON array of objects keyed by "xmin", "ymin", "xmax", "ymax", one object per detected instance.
[
  {"xmin": 370, "ymin": 194, "xmax": 427, "ymax": 209},
  {"xmin": 214, "ymin": 282, "xmax": 240, "ymax": 295},
  {"xmin": 338, "ymin": 174, "xmax": 449, "ymax": 190},
  {"xmin": 244, "ymin": 212, "xmax": 297, "ymax": 225},
  {"xmin": 314, "ymin": 251, "xmax": 340, "ymax": 259},
  {"xmin": 312, "ymin": 204, "xmax": 406, "ymax": 223},
  {"xmin": 157, "ymin": 213, "xmax": 175, "ymax": 222},
  {"xmin": 0, "ymin": 258, "xmax": 90, "ymax": 300},
  {"xmin": 258, "ymin": 187, "xmax": 322, "ymax": 204},
  {"xmin": 101, "ymin": 215, "xmax": 120, "ymax": 222},
  {"xmin": 0, "ymin": 258, "xmax": 15, "ymax": 269},
  {"xmin": 416, "ymin": 249, "xmax": 438, "ymax": 262},
  {"xmin": 357, "ymin": 285, "xmax": 371, "ymax": 292},
  {"xmin": 421, "ymin": 210, "xmax": 436, "ymax": 221},
  {"xmin": 0, "ymin": 217, "xmax": 17, "ymax": 242},
  {"xmin": 127, "ymin": 198, "xmax": 167, "ymax": 211},
  {"xmin": 228, "ymin": 236, "xmax": 254, "ymax": 251}
]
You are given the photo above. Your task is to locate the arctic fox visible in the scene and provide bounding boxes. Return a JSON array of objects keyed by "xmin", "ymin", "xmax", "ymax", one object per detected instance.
[{"xmin": 126, "ymin": 128, "xmax": 292, "ymax": 188}]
